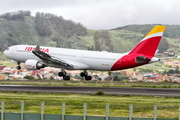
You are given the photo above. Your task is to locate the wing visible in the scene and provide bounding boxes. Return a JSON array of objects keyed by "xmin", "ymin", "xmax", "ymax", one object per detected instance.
[{"xmin": 32, "ymin": 45, "xmax": 74, "ymax": 68}]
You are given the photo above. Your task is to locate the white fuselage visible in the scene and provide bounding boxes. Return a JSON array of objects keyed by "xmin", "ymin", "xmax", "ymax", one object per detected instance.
[{"xmin": 4, "ymin": 45, "xmax": 124, "ymax": 71}]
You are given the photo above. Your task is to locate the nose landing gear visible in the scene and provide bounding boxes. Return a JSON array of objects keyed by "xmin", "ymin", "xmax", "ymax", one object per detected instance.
[{"xmin": 16, "ymin": 62, "xmax": 21, "ymax": 70}]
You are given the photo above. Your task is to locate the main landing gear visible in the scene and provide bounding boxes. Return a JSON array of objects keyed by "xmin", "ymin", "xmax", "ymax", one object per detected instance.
[
  {"xmin": 16, "ymin": 62, "xmax": 21, "ymax": 70},
  {"xmin": 80, "ymin": 71, "xmax": 92, "ymax": 80},
  {"xmin": 58, "ymin": 70, "xmax": 92, "ymax": 81},
  {"xmin": 58, "ymin": 71, "xmax": 70, "ymax": 80}
]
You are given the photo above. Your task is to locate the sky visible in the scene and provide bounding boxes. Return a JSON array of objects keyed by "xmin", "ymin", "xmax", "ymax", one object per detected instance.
[{"xmin": 1, "ymin": 0, "xmax": 180, "ymax": 30}]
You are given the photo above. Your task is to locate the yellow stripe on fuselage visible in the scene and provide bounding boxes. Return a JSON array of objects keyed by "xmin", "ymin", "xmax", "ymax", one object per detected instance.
[{"xmin": 145, "ymin": 25, "xmax": 166, "ymax": 38}]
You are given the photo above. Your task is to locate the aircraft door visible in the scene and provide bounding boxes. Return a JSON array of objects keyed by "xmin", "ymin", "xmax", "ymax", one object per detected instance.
[{"xmin": 10, "ymin": 47, "xmax": 16, "ymax": 56}]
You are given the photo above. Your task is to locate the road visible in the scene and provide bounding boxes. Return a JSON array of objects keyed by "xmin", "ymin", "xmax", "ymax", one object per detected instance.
[{"xmin": 0, "ymin": 85, "xmax": 180, "ymax": 96}]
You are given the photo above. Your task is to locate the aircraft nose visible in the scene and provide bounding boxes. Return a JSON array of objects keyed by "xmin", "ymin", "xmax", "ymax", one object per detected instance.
[
  {"xmin": 3, "ymin": 48, "xmax": 10, "ymax": 57},
  {"xmin": 3, "ymin": 50, "xmax": 7, "ymax": 55}
]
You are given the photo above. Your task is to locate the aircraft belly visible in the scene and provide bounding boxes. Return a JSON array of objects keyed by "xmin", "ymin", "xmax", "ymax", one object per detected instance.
[
  {"xmin": 52, "ymin": 55, "xmax": 114, "ymax": 71},
  {"xmin": 82, "ymin": 59, "xmax": 113, "ymax": 71},
  {"xmin": 66, "ymin": 60, "xmax": 90, "ymax": 70}
]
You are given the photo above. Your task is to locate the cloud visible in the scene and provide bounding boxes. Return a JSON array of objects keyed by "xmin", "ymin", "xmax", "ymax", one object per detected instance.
[{"xmin": 1, "ymin": 0, "xmax": 180, "ymax": 29}]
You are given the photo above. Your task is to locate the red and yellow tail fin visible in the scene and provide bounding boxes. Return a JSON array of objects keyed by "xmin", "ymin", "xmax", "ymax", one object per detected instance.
[{"xmin": 128, "ymin": 25, "xmax": 166, "ymax": 57}]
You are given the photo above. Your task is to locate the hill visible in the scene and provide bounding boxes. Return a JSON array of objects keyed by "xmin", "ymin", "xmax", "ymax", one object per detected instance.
[
  {"xmin": 110, "ymin": 24, "xmax": 180, "ymax": 54},
  {"xmin": 112, "ymin": 24, "xmax": 180, "ymax": 38},
  {"xmin": 0, "ymin": 10, "xmax": 180, "ymax": 55},
  {"xmin": 0, "ymin": 10, "xmax": 89, "ymax": 51}
]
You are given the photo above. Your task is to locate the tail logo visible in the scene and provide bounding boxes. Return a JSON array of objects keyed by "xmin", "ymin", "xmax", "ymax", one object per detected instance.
[
  {"xmin": 111, "ymin": 25, "xmax": 166, "ymax": 71},
  {"xmin": 128, "ymin": 25, "xmax": 166, "ymax": 57}
]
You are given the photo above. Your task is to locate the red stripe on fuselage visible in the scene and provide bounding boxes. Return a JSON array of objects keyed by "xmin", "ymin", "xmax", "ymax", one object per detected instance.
[{"xmin": 111, "ymin": 54, "xmax": 152, "ymax": 71}]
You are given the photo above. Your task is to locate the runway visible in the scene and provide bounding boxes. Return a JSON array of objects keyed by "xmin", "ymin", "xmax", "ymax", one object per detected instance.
[{"xmin": 0, "ymin": 85, "xmax": 180, "ymax": 97}]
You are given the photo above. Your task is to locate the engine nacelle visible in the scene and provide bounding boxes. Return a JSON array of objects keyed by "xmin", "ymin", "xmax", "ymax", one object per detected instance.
[{"xmin": 25, "ymin": 59, "xmax": 46, "ymax": 70}]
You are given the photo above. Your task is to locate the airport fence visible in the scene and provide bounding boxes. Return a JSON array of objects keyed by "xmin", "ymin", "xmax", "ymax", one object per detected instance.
[{"xmin": 0, "ymin": 101, "xmax": 179, "ymax": 120}]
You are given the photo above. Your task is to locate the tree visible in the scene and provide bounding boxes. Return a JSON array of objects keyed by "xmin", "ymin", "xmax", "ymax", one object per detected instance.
[
  {"xmin": 158, "ymin": 38, "xmax": 169, "ymax": 53},
  {"xmin": 93, "ymin": 30, "xmax": 113, "ymax": 52},
  {"xmin": 0, "ymin": 10, "xmax": 31, "ymax": 21},
  {"xmin": 50, "ymin": 77, "xmax": 54, "ymax": 80},
  {"xmin": 113, "ymin": 76, "xmax": 119, "ymax": 81},
  {"xmin": 167, "ymin": 69, "xmax": 174, "ymax": 74},
  {"xmin": 175, "ymin": 66, "xmax": 180, "ymax": 74},
  {"xmin": 94, "ymin": 31, "xmax": 101, "ymax": 51},
  {"xmin": 24, "ymin": 75, "xmax": 35, "ymax": 80},
  {"xmin": 35, "ymin": 12, "xmax": 87, "ymax": 38}
]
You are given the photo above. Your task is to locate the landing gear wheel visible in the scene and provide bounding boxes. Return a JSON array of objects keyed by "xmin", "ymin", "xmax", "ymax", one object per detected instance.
[
  {"xmin": 16, "ymin": 66, "xmax": 21, "ymax": 70},
  {"xmin": 80, "ymin": 71, "xmax": 92, "ymax": 81},
  {"xmin": 85, "ymin": 76, "xmax": 92, "ymax": 81},
  {"xmin": 58, "ymin": 71, "xmax": 70, "ymax": 80},
  {"xmin": 63, "ymin": 76, "xmax": 70, "ymax": 80},
  {"xmin": 80, "ymin": 72, "xmax": 88, "ymax": 77},
  {"xmin": 16, "ymin": 62, "xmax": 21, "ymax": 70},
  {"xmin": 58, "ymin": 72, "xmax": 66, "ymax": 77}
]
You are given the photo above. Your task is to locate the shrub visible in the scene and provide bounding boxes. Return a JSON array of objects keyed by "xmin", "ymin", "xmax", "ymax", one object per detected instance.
[
  {"xmin": 95, "ymin": 90, "xmax": 105, "ymax": 95},
  {"xmin": 24, "ymin": 75, "xmax": 35, "ymax": 80}
]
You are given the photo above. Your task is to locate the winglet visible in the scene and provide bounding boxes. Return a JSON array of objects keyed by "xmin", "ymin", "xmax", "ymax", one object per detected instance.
[{"xmin": 128, "ymin": 25, "xmax": 166, "ymax": 57}]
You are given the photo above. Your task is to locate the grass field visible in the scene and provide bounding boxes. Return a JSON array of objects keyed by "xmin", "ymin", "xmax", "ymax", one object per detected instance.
[
  {"xmin": 0, "ymin": 80, "xmax": 180, "ymax": 119},
  {"xmin": 0, "ymin": 91, "xmax": 180, "ymax": 119}
]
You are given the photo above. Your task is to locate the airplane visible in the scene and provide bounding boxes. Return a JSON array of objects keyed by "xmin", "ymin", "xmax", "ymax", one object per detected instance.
[{"xmin": 3, "ymin": 25, "xmax": 166, "ymax": 80}]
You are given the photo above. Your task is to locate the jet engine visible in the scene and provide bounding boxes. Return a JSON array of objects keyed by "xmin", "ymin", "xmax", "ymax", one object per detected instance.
[{"xmin": 25, "ymin": 59, "xmax": 46, "ymax": 70}]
